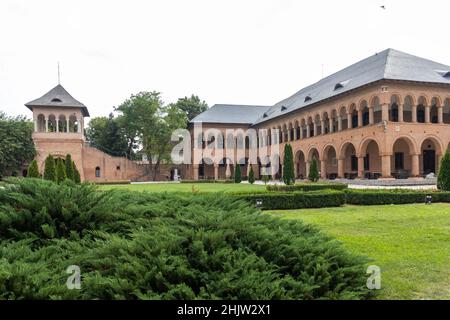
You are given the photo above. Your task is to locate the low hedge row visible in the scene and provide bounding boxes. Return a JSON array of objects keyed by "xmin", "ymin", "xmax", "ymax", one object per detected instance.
[
  {"xmin": 234, "ymin": 190, "xmax": 345, "ymax": 210},
  {"xmin": 344, "ymin": 189, "xmax": 450, "ymax": 205},
  {"xmin": 235, "ymin": 189, "xmax": 450, "ymax": 210},
  {"xmin": 267, "ymin": 182, "xmax": 348, "ymax": 192},
  {"xmin": 181, "ymin": 179, "xmax": 234, "ymax": 184}
]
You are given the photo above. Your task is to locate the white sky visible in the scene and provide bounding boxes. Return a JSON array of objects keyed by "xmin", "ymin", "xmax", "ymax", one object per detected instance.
[{"xmin": 1, "ymin": 0, "xmax": 450, "ymax": 119}]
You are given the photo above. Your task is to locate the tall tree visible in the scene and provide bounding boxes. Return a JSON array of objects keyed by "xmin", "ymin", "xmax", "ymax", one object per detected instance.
[
  {"xmin": 116, "ymin": 92, "xmax": 187, "ymax": 180},
  {"xmin": 234, "ymin": 165, "xmax": 242, "ymax": 183},
  {"xmin": 172, "ymin": 95, "xmax": 208, "ymax": 123},
  {"xmin": 65, "ymin": 154, "xmax": 74, "ymax": 180},
  {"xmin": 85, "ymin": 113, "xmax": 129, "ymax": 158},
  {"xmin": 437, "ymin": 150, "xmax": 450, "ymax": 190},
  {"xmin": 0, "ymin": 112, "xmax": 36, "ymax": 177},
  {"xmin": 56, "ymin": 158, "xmax": 67, "ymax": 183},
  {"xmin": 73, "ymin": 161, "xmax": 81, "ymax": 184},
  {"xmin": 283, "ymin": 144, "xmax": 295, "ymax": 185},
  {"xmin": 308, "ymin": 158, "xmax": 319, "ymax": 182},
  {"xmin": 43, "ymin": 155, "xmax": 56, "ymax": 182},
  {"xmin": 27, "ymin": 160, "xmax": 40, "ymax": 178}
]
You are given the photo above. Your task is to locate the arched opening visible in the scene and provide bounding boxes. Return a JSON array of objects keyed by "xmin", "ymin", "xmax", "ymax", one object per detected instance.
[
  {"xmin": 282, "ymin": 124, "xmax": 288, "ymax": 142},
  {"xmin": 37, "ymin": 114, "xmax": 46, "ymax": 132},
  {"xmin": 48, "ymin": 114, "xmax": 57, "ymax": 132},
  {"xmin": 430, "ymin": 97, "xmax": 439, "ymax": 124},
  {"xmin": 331, "ymin": 109, "xmax": 339, "ymax": 132},
  {"xmin": 307, "ymin": 148, "xmax": 320, "ymax": 177},
  {"xmin": 200, "ymin": 157, "xmax": 215, "ymax": 179},
  {"xmin": 360, "ymin": 101, "xmax": 369, "ymax": 126},
  {"xmin": 360, "ymin": 139, "xmax": 381, "ymax": 179},
  {"xmin": 307, "ymin": 117, "xmax": 314, "ymax": 137},
  {"xmin": 417, "ymin": 96, "xmax": 427, "ymax": 123},
  {"xmin": 349, "ymin": 104, "xmax": 358, "ymax": 128},
  {"xmin": 301, "ymin": 119, "xmax": 307, "ymax": 139},
  {"xmin": 339, "ymin": 107, "xmax": 348, "ymax": 130},
  {"xmin": 58, "ymin": 115, "xmax": 67, "ymax": 132},
  {"xmin": 389, "ymin": 95, "xmax": 400, "ymax": 122},
  {"xmin": 341, "ymin": 143, "xmax": 358, "ymax": 179},
  {"xmin": 420, "ymin": 138, "xmax": 441, "ymax": 176},
  {"xmin": 288, "ymin": 123, "xmax": 294, "ymax": 141},
  {"xmin": 392, "ymin": 138, "xmax": 414, "ymax": 179},
  {"xmin": 314, "ymin": 114, "xmax": 322, "ymax": 135},
  {"xmin": 277, "ymin": 126, "xmax": 282, "ymax": 144},
  {"xmin": 323, "ymin": 145, "xmax": 338, "ymax": 179},
  {"xmin": 95, "ymin": 166, "xmax": 101, "ymax": 178},
  {"xmin": 295, "ymin": 150, "xmax": 306, "ymax": 179},
  {"xmin": 371, "ymin": 97, "xmax": 382, "ymax": 123},
  {"xmin": 69, "ymin": 115, "xmax": 78, "ymax": 133},
  {"xmin": 322, "ymin": 112, "xmax": 330, "ymax": 134},
  {"xmin": 444, "ymin": 98, "xmax": 450, "ymax": 124},
  {"xmin": 403, "ymin": 96, "xmax": 414, "ymax": 122},
  {"xmin": 294, "ymin": 120, "xmax": 300, "ymax": 140}
]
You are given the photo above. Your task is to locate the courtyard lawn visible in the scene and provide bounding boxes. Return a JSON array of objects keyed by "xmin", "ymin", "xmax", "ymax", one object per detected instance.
[
  {"xmin": 268, "ymin": 204, "xmax": 450, "ymax": 300},
  {"xmin": 99, "ymin": 182, "xmax": 266, "ymax": 193}
]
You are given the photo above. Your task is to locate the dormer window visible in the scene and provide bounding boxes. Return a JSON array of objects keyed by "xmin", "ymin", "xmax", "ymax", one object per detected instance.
[
  {"xmin": 281, "ymin": 106, "xmax": 287, "ymax": 111},
  {"xmin": 435, "ymin": 70, "xmax": 450, "ymax": 78},
  {"xmin": 334, "ymin": 80, "xmax": 351, "ymax": 91},
  {"xmin": 263, "ymin": 113, "xmax": 268, "ymax": 118},
  {"xmin": 51, "ymin": 98, "xmax": 62, "ymax": 103},
  {"xmin": 304, "ymin": 96, "xmax": 312, "ymax": 102}
]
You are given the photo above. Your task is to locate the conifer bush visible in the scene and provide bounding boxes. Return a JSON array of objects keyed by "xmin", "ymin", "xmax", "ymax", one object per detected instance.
[
  {"xmin": 248, "ymin": 166, "xmax": 255, "ymax": 184},
  {"xmin": 0, "ymin": 178, "xmax": 371, "ymax": 300},
  {"xmin": 437, "ymin": 150, "xmax": 450, "ymax": 191},
  {"xmin": 56, "ymin": 158, "xmax": 67, "ymax": 183},
  {"xmin": 282, "ymin": 144, "xmax": 295, "ymax": 185},
  {"xmin": 43, "ymin": 155, "xmax": 56, "ymax": 182},
  {"xmin": 65, "ymin": 154, "xmax": 74, "ymax": 181},
  {"xmin": 73, "ymin": 161, "xmax": 81, "ymax": 184},
  {"xmin": 234, "ymin": 164, "xmax": 242, "ymax": 183},
  {"xmin": 308, "ymin": 158, "xmax": 319, "ymax": 182},
  {"xmin": 27, "ymin": 160, "xmax": 39, "ymax": 178}
]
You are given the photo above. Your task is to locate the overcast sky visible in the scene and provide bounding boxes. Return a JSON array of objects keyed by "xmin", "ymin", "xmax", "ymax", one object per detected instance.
[{"xmin": 1, "ymin": 0, "xmax": 450, "ymax": 120}]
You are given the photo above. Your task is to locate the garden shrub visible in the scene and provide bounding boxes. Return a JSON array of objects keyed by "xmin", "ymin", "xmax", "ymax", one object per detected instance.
[
  {"xmin": 308, "ymin": 158, "xmax": 319, "ymax": 182},
  {"xmin": 0, "ymin": 178, "xmax": 370, "ymax": 300},
  {"xmin": 27, "ymin": 160, "xmax": 39, "ymax": 178},
  {"xmin": 344, "ymin": 189, "xmax": 450, "ymax": 205},
  {"xmin": 248, "ymin": 166, "xmax": 255, "ymax": 184},
  {"xmin": 65, "ymin": 154, "xmax": 74, "ymax": 181},
  {"xmin": 267, "ymin": 182, "xmax": 348, "ymax": 192},
  {"xmin": 43, "ymin": 155, "xmax": 56, "ymax": 182},
  {"xmin": 437, "ymin": 150, "xmax": 450, "ymax": 190},
  {"xmin": 235, "ymin": 190, "xmax": 345, "ymax": 210},
  {"xmin": 282, "ymin": 144, "xmax": 295, "ymax": 185},
  {"xmin": 234, "ymin": 165, "xmax": 242, "ymax": 183}
]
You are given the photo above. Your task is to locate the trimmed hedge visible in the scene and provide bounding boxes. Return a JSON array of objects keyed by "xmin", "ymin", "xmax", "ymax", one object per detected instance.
[
  {"xmin": 267, "ymin": 182, "xmax": 348, "ymax": 192},
  {"xmin": 181, "ymin": 179, "xmax": 234, "ymax": 184},
  {"xmin": 345, "ymin": 189, "xmax": 450, "ymax": 205},
  {"xmin": 94, "ymin": 180, "xmax": 131, "ymax": 185},
  {"xmin": 235, "ymin": 190, "xmax": 345, "ymax": 210}
]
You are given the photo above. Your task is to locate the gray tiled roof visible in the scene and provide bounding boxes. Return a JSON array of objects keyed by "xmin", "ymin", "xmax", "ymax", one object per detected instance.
[
  {"xmin": 25, "ymin": 84, "xmax": 90, "ymax": 117},
  {"xmin": 191, "ymin": 104, "xmax": 271, "ymax": 124},
  {"xmin": 192, "ymin": 49, "xmax": 450, "ymax": 126}
]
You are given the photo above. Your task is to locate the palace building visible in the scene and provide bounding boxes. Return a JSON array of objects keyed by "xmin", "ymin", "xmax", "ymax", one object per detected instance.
[{"xmin": 190, "ymin": 49, "xmax": 450, "ymax": 181}]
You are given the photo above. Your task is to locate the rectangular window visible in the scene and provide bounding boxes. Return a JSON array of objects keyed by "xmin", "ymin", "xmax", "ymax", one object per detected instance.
[{"xmin": 395, "ymin": 152, "xmax": 404, "ymax": 170}]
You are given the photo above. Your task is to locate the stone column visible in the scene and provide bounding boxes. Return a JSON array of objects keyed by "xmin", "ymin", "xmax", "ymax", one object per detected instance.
[
  {"xmin": 321, "ymin": 120, "xmax": 326, "ymax": 134},
  {"xmin": 306, "ymin": 124, "xmax": 311, "ymax": 138},
  {"xmin": 337, "ymin": 159, "xmax": 345, "ymax": 178},
  {"xmin": 411, "ymin": 154, "xmax": 420, "ymax": 177},
  {"xmin": 287, "ymin": 129, "xmax": 291, "ymax": 142},
  {"xmin": 214, "ymin": 165, "xmax": 219, "ymax": 180},
  {"xmin": 45, "ymin": 118, "xmax": 49, "ymax": 132},
  {"xmin": 305, "ymin": 161, "xmax": 310, "ymax": 178},
  {"xmin": 338, "ymin": 116, "xmax": 342, "ymax": 131},
  {"xmin": 34, "ymin": 118, "xmax": 38, "ymax": 132},
  {"xmin": 293, "ymin": 127, "xmax": 297, "ymax": 140},
  {"xmin": 193, "ymin": 165, "xmax": 199, "ymax": 180},
  {"xmin": 56, "ymin": 119, "xmax": 59, "ymax": 132},
  {"xmin": 357, "ymin": 156, "xmax": 365, "ymax": 179},
  {"xmin": 398, "ymin": 104, "xmax": 404, "ymax": 122},
  {"xmin": 225, "ymin": 163, "xmax": 231, "ymax": 179},
  {"xmin": 425, "ymin": 106, "xmax": 430, "ymax": 123},
  {"xmin": 381, "ymin": 103, "xmax": 389, "ymax": 122},
  {"xmin": 381, "ymin": 155, "xmax": 392, "ymax": 178},
  {"xmin": 412, "ymin": 105, "xmax": 417, "ymax": 123},
  {"xmin": 329, "ymin": 118, "xmax": 334, "ymax": 133},
  {"xmin": 438, "ymin": 106, "xmax": 443, "ymax": 124},
  {"xmin": 299, "ymin": 126, "xmax": 303, "ymax": 139},
  {"xmin": 66, "ymin": 119, "xmax": 70, "ymax": 133},
  {"xmin": 313, "ymin": 123, "xmax": 317, "ymax": 136},
  {"xmin": 369, "ymin": 107, "xmax": 374, "ymax": 125},
  {"xmin": 436, "ymin": 154, "xmax": 442, "ymax": 174},
  {"xmin": 357, "ymin": 110, "xmax": 363, "ymax": 127},
  {"xmin": 320, "ymin": 160, "xmax": 327, "ymax": 179},
  {"xmin": 347, "ymin": 113, "xmax": 352, "ymax": 129}
]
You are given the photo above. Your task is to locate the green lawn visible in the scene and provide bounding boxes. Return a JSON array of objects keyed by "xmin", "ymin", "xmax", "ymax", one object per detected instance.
[
  {"xmin": 99, "ymin": 182, "xmax": 266, "ymax": 193},
  {"xmin": 268, "ymin": 204, "xmax": 450, "ymax": 300}
]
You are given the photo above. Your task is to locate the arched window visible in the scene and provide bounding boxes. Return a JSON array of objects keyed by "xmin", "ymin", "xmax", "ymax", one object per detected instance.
[{"xmin": 95, "ymin": 167, "xmax": 101, "ymax": 178}]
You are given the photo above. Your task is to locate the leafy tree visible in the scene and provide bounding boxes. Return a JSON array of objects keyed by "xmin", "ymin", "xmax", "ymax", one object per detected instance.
[
  {"xmin": 308, "ymin": 158, "xmax": 319, "ymax": 182},
  {"xmin": 85, "ymin": 114, "xmax": 129, "ymax": 158},
  {"xmin": 56, "ymin": 158, "xmax": 67, "ymax": 183},
  {"xmin": 0, "ymin": 112, "xmax": 36, "ymax": 177},
  {"xmin": 234, "ymin": 165, "xmax": 242, "ymax": 183},
  {"xmin": 283, "ymin": 144, "xmax": 295, "ymax": 185},
  {"xmin": 27, "ymin": 160, "xmax": 40, "ymax": 178},
  {"xmin": 248, "ymin": 166, "xmax": 255, "ymax": 184},
  {"xmin": 43, "ymin": 155, "xmax": 56, "ymax": 182},
  {"xmin": 437, "ymin": 150, "xmax": 450, "ymax": 190},
  {"xmin": 116, "ymin": 92, "xmax": 187, "ymax": 180},
  {"xmin": 73, "ymin": 161, "xmax": 81, "ymax": 184},
  {"xmin": 171, "ymin": 94, "xmax": 208, "ymax": 124},
  {"xmin": 65, "ymin": 154, "xmax": 74, "ymax": 181}
]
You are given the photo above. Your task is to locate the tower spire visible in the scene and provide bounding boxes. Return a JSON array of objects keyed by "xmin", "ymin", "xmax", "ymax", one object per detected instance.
[{"xmin": 57, "ymin": 61, "xmax": 61, "ymax": 85}]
